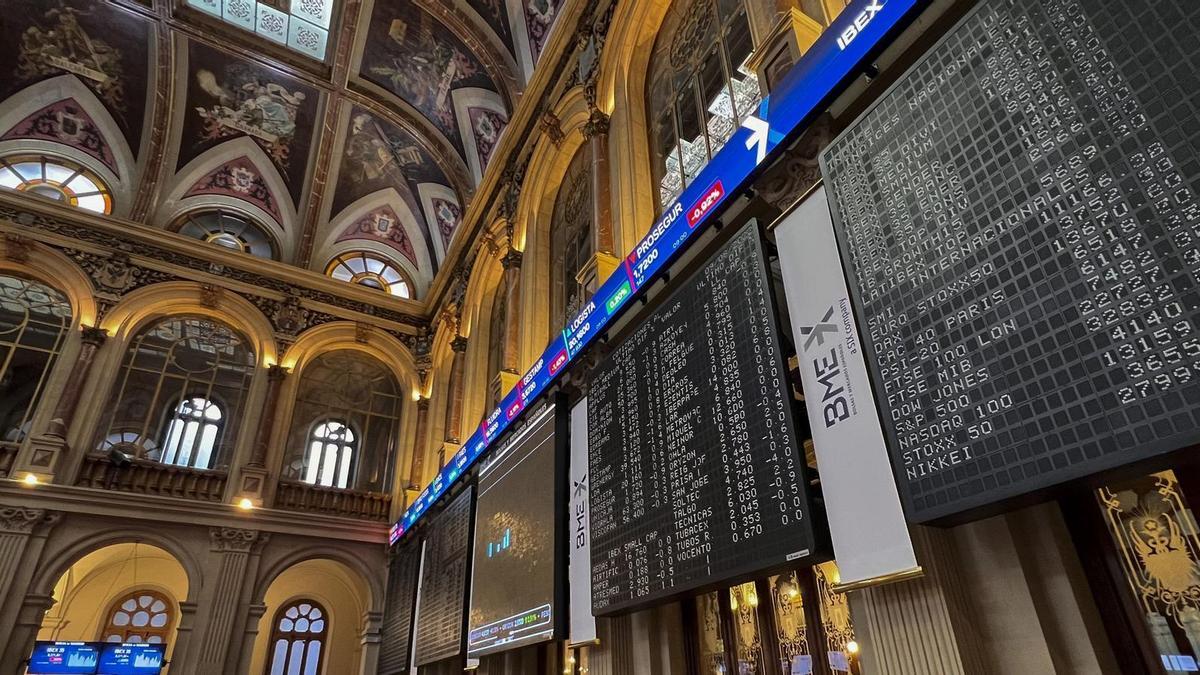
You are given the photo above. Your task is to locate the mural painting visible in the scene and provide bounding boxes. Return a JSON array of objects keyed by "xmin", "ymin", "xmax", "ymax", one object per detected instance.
[
  {"xmin": 361, "ymin": 1, "xmax": 499, "ymax": 156},
  {"xmin": 525, "ymin": 0, "xmax": 560, "ymax": 62},
  {"xmin": 0, "ymin": 0, "xmax": 152, "ymax": 154},
  {"xmin": 469, "ymin": 107, "xmax": 507, "ymax": 173},
  {"xmin": 466, "ymin": 0, "xmax": 515, "ymax": 55},
  {"xmin": 1, "ymin": 99, "xmax": 118, "ymax": 176},
  {"xmin": 333, "ymin": 107, "xmax": 462, "ymax": 255},
  {"xmin": 179, "ymin": 42, "xmax": 319, "ymax": 205},
  {"xmin": 336, "ymin": 206, "xmax": 419, "ymax": 268}
]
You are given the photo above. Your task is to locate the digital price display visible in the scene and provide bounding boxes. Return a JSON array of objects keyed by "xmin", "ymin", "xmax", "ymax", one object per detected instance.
[
  {"xmin": 413, "ymin": 486, "xmax": 474, "ymax": 666},
  {"xmin": 29, "ymin": 642, "xmax": 102, "ymax": 675},
  {"xmin": 822, "ymin": 0, "xmax": 1200, "ymax": 521},
  {"xmin": 378, "ymin": 539, "xmax": 422, "ymax": 673},
  {"xmin": 467, "ymin": 404, "xmax": 561, "ymax": 656},
  {"xmin": 389, "ymin": 0, "xmax": 927, "ymax": 544},
  {"xmin": 587, "ymin": 222, "xmax": 814, "ymax": 614},
  {"xmin": 97, "ymin": 644, "xmax": 164, "ymax": 675}
]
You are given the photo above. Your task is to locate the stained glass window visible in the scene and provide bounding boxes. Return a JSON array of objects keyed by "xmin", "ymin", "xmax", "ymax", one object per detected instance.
[
  {"xmin": 175, "ymin": 209, "xmax": 277, "ymax": 260},
  {"xmin": 267, "ymin": 600, "xmax": 328, "ymax": 675},
  {"xmin": 101, "ymin": 590, "xmax": 174, "ymax": 644},
  {"xmin": 0, "ymin": 155, "xmax": 112, "ymax": 214},
  {"xmin": 186, "ymin": 0, "xmax": 332, "ymax": 61},
  {"xmin": 326, "ymin": 252, "xmax": 412, "ymax": 299}
]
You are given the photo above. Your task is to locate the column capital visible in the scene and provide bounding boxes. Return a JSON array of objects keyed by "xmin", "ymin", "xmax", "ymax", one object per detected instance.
[
  {"xmin": 208, "ymin": 527, "xmax": 268, "ymax": 553},
  {"xmin": 267, "ymin": 364, "xmax": 289, "ymax": 381},
  {"xmin": 582, "ymin": 108, "xmax": 610, "ymax": 139},
  {"xmin": 501, "ymin": 248, "xmax": 523, "ymax": 271},
  {"xmin": 79, "ymin": 326, "xmax": 108, "ymax": 347},
  {"xmin": 416, "ymin": 397, "xmax": 430, "ymax": 412},
  {"xmin": 450, "ymin": 335, "xmax": 469, "ymax": 353},
  {"xmin": 0, "ymin": 507, "xmax": 45, "ymax": 535}
]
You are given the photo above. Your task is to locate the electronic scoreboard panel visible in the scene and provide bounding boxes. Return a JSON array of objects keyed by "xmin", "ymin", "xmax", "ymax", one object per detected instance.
[
  {"xmin": 587, "ymin": 222, "xmax": 814, "ymax": 615},
  {"xmin": 822, "ymin": 0, "xmax": 1200, "ymax": 521},
  {"xmin": 378, "ymin": 539, "xmax": 421, "ymax": 673},
  {"xmin": 413, "ymin": 486, "xmax": 473, "ymax": 666}
]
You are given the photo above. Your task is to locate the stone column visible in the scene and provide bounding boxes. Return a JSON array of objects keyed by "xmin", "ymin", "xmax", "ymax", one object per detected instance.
[
  {"xmin": 0, "ymin": 507, "xmax": 60, "ymax": 666},
  {"xmin": 358, "ymin": 609, "xmax": 384, "ymax": 674},
  {"xmin": 233, "ymin": 602, "xmax": 267, "ymax": 675},
  {"xmin": 443, "ymin": 336, "xmax": 468, "ymax": 445},
  {"xmin": 24, "ymin": 327, "xmax": 107, "ymax": 473},
  {"xmin": 2, "ymin": 593, "xmax": 55, "ymax": 674},
  {"xmin": 500, "ymin": 248, "xmax": 523, "ymax": 375},
  {"xmin": 170, "ymin": 601, "xmax": 199, "ymax": 673},
  {"xmin": 587, "ymin": 615, "xmax": 635, "ymax": 675},
  {"xmin": 241, "ymin": 365, "xmax": 288, "ymax": 500},
  {"xmin": 584, "ymin": 107, "xmax": 614, "ymax": 256},
  {"xmin": 847, "ymin": 526, "xmax": 989, "ymax": 675},
  {"xmin": 407, "ymin": 398, "xmax": 431, "ymax": 490},
  {"xmin": 188, "ymin": 528, "xmax": 269, "ymax": 675}
]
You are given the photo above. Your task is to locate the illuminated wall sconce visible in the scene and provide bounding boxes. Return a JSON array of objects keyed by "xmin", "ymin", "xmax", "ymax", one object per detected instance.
[{"xmin": 236, "ymin": 497, "xmax": 255, "ymax": 511}]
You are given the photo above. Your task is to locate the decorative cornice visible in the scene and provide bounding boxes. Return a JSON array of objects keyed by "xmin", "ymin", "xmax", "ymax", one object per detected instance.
[{"xmin": 2, "ymin": 234, "xmax": 34, "ymax": 263}]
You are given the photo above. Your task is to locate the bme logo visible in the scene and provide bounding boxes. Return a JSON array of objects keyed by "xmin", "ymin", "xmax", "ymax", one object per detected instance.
[
  {"xmin": 688, "ymin": 180, "xmax": 725, "ymax": 227},
  {"xmin": 837, "ymin": 0, "xmax": 885, "ymax": 50},
  {"xmin": 801, "ymin": 305, "xmax": 850, "ymax": 428}
]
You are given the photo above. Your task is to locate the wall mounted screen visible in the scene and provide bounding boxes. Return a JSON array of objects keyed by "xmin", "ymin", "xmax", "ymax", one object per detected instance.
[
  {"xmin": 413, "ymin": 486, "xmax": 474, "ymax": 666},
  {"xmin": 97, "ymin": 643, "xmax": 165, "ymax": 675},
  {"xmin": 29, "ymin": 642, "xmax": 102, "ymax": 675},
  {"xmin": 467, "ymin": 404, "xmax": 560, "ymax": 656},
  {"xmin": 587, "ymin": 221, "xmax": 814, "ymax": 615},
  {"xmin": 379, "ymin": 539, "xmax": 423, "ymax": 673},
  {"xmin": 822, "ymin": 0, "xmax": 1200, "ymax": 521}
]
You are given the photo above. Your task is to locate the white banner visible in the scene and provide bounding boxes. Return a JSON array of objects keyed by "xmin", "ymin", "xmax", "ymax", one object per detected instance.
[
  {"xmin": 568, "ymin": 397, "xmax": 597, "ymax": 645},
  {"xmin": 775, "ymin": 186, "xmax": 919, "ymax": 587},
  {"xmin": 408, "ymin": 540, "xmax": 426, "ymax": 675}
]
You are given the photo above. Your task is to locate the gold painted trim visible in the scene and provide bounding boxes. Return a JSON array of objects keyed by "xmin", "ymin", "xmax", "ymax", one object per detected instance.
[{"xmin": 830, "ymin": 566, "xmax": 924, "ymax": 594}]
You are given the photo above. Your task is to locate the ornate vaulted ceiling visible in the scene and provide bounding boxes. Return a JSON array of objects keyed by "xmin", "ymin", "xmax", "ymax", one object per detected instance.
[{"xmin": 0, "ymin": 0, "xmax": 564, "ymax": 301}]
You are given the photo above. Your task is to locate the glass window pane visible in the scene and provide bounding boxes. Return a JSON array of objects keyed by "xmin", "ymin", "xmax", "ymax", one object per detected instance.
[
  {"xmin": 304, "ymin": 641, "xmax": 322, "ymax": 675},
  {"xmin": 345, "ymin": 257, "xmax": 367, "ymax": 273},
  {"xmin": 287, "ymin": 640, "xmax": 306, "ymax": 675},
  {"xmin": 12, "ymin": 162, "xmax": 41, "ymax": 181},
  {"xmin": 194, "ymin": 423, "xmax": 218, "ymax": 469},
  {"xmin": 0, "ymin": 167, "xmax": 21, "ymax": 188},
  {"xmin": 725, "ymin": 11, "xmax": 754, "ymax": 75},
  {"xmin": 76, "ymin": 194, "xmax": 108, "ymax": 213},
  {"xmin": 364, "ymin": 257, "xmax": 385, "ymax": 274},
  {"xmin": 270, "ymin": 639, "xmax": 289, "ymax": 675},
  {"xmin": 304, "ymin": 441, "xmax": 322, "ymax": 484}
]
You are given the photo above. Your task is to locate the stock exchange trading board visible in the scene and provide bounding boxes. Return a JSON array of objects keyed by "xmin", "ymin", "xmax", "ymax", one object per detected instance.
[
  {"xmin": 822, "ymin": 0, "xmax": 1200, "ymax": 521},
  {"xmin": 587, "ymin": 222, "xmax": 814, "ymax": 615},
  {"xmin": 413, "ymin": 486, "xmax": 473, "ymax": 666}
]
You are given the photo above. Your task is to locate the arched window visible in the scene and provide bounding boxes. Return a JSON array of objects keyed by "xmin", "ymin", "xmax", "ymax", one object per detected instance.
[
  {"xmin": 325, "ymin": 252, "xmax": 412, "ymax": 299},
  {"xmin": 303, "ymin": 419, "xmax": 356, "ymax": 488},
  {"xmin": 266, "ymin": 599, "xmax": 328, "ymax": 675},
  {"xmin": 0, "ymin": 274, "xmax": 72, "ymax": 443},
  {"xmin": 100, "ymin": 590, "xmax": 175, "ymax": 644},
  {"xmin": 0, "ymin": 154, "xmax": 113, "ymax": 214},
  {"xmin": 647, "ymin": 0, "xmax": 758, "ymax": 209},
  {"xmin": 549, "ymin": 148, "xmax": 594, "ymax": 334},
  {"xmin": 96, "ymin": 317, "xmax": 255, "ymax": 471},
  {"xmin": 160, "ymin": 396, "xmax": 224, "ymax": 469},
  {"xmin": 283, "ymin": 351, "xmax": 402, "ymax": 492},
  {"xmin": 174, "ymin": 209, "xmax": 278, "ymax": 259}
]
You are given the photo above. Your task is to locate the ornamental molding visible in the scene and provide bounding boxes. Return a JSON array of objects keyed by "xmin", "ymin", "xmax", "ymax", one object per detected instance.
[
  {"xmin": 208, "ymin": 527, "xmax": 268, "ymax": 553},
  {"xmin": 0, "ymin": 507, "xmax": 54, "ymax": 534}
]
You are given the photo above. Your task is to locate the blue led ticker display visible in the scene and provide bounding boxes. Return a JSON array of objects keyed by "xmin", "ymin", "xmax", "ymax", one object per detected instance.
[
  {"xmin": 391, "ymin": 0, "xmax": 924, "ymax": 543},
  {"xmin": 98, "ymin": 643, "xmax": 165, "ymax": 675}
]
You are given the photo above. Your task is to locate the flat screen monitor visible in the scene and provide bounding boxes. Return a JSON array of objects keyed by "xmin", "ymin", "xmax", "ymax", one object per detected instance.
[
  {"xmin": 28, "ymin": 642, "xmax": 102, "ymax": 675},
  {"xmin": 97, "ymin": 643, "xmax": 165, "ymax": 675},
  {"xmin": 467, "ymin": 403, "xmax": 561, "ymax": 656}
]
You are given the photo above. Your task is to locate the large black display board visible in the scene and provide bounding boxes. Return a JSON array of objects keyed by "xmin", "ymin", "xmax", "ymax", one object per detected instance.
[
  {"xmin": 378, "ymin": 540, "xmax": 422, "ymax": 674},
  {"xmin": 587, "ymin": 221, "xmax": 814, "ymax": 615},
  {"xmin": 467, "ymin": 404, "xmax": 561, "ymax": 656},
  {"xmin": 413, "ymin": 486, "xmax": 473, "ymax": 666},
  {"xmin": 822, "ymin": 0, "xmax": 1200, "ymax": 521}
]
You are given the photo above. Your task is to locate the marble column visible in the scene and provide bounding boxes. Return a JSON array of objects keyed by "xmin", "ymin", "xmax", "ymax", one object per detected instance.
[
  {"xmin": 24, "ymin": 327, "xmax": 107, "ymax": 473},
  {"xmin": 241, "ymin": 365, "xmax": 288, "ymax": 500},
  {"xmin": 584, "ymin": 107, "xmax": 614, "ymax": 256},
  {"xmin": 500, "ymin": 248, "xmax": 523, "ymax": 375},
  {"xmin": 188, "ymin": 528, "xmax": 269, "ymax": 675},
  {"xmin": 407, "ymin": 398, "xmax": 431, "ymax": 490},
  {"xmin": 443, "ymin": 336, "xmax": 468, "ymax": 445},
  {"xmin": 44, "ymin": 326, "xmax": 107, "ymax": 439}
]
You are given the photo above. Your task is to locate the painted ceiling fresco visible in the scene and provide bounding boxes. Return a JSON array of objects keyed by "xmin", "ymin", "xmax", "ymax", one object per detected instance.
[
  {"xmin": 0, "ymin": 0, "xmax": 152, "ymax": 155},
  {"xmin": 178, "ymin": 41, "xmax": 320, "ymax": 205},
  {"xmin": 525, "ymin": 0, "xmax": 560, "ymax": 61},
  {"xmin": 465, "ymin": 0, "xmax": 515, "ymax": 54},
  {"xmin": 361, "ymin": 0, "xmax": 500, "ymax": 156}
]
